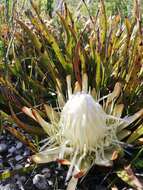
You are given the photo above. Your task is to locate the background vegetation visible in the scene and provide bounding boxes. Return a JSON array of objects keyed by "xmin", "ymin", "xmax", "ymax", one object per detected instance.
[{"xmin": 0, "ymin": 0, "xmax": 143, "ymax": 189}]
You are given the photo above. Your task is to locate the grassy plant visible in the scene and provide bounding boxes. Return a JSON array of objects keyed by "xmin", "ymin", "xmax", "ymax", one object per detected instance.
[{"xmin": 0, "ymin": 0, "xmax": 143, "ymax": 188}]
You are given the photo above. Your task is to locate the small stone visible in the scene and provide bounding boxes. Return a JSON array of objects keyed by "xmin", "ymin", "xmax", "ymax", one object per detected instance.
[
  {"xmin": 8, "ymin": 161, "xmax": 14, "ymax": 169},
  {"xmin": 16, "ymin": 179, "xmax": 25, "ymax": 190},
  {"xmin": 25, "ymin": 163, "xmax": 30, "ymax": 168},
  {"xmin": 0, "ymin": 144, "xmax": 8, "ymax": 154},
  {"xmin": 8, "ymin": 157, "xmax": 15, "ymax": 162},
  {"xmin": 14, "ymin": 174, "xmax": 20, "ymax": 180},
  {"xmin": 6, "ymin": 136, "xmax": 11, "ymax": 140},
  {"xmin": 6, "ymin": 153, "xmax": 12, "ymax": 158},
  {"xmin": 33, "ymin": 174, "xmax": 49, "ymax": 190},
  {"xmin": 15, "ymin": 164, "xmax": 23, "ymax": 170},
  {"xmin": 0, "ymin": 185, "xmax": 4, "ymax": 189},
  {"xmin": 8, "ymin": 147, "xmax": 16, "ymax": 154},
  {"xmin": 41, "ymin": 168, "xmax": 51, "ymax": 178},
  {"xmin": 48, "ymin": 180, "xmax": 53, "ymax": 186},
  {"xmin": 2, "ymin": 184, "xmax": 17, "ymax": 190},
  {"xmin": 0, "ymin": 136, "xmax": 4, "ymax": 140},
  {"xmin": 42, "ymin": 168, "xmax": 50, "ymax": 173},
  {"xmin": 60, "ymin": 176, "xmax": 64, "ymax": 179},
  {"xmin": 23, "ymin": 150, "xmax": 30, "ymax": 157},
  {"xmin": 15, "ymin": 155, "xmax": 23, "ymax": 161},
  {"xmin": 16, "ymin": 142, "xmax": 23, "ymax": 149},
  {"xmin": 20, "ymin": 176, "xmax": 26, "ymax": 183}
]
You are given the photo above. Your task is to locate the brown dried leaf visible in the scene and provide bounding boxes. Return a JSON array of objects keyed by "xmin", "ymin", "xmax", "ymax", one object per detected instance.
[
  {"xmin": 9, "ymin": 104, "xmax": 44, "ymax": 135},
  {"xmin": 5, "ymin": 125, "xmax": 37, "ymax": 153}
]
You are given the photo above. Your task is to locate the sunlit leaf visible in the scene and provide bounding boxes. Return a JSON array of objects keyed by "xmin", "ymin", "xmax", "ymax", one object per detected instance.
[{"xmin": 117, "ymin": 165, "xmax": 143, "ymax": 189}]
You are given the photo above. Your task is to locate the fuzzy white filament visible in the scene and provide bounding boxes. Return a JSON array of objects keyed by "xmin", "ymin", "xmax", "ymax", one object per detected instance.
[{"xmin": 59, "ymin": 92, "xmax": 116, "ymax": 153}]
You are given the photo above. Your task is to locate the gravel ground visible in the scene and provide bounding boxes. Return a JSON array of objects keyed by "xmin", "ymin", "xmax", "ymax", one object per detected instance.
[{"xmin": 0, "ymin": 126, "xmax": 68, "ymax": 190}]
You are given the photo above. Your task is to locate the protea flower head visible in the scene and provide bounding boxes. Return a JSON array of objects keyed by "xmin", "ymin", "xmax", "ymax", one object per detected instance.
[
  {"xmin": 59, "ymin": 75, "xmax": 120, "ymax": 159},
  {"xmin": 22, "ymin": 73, "xmax": 143, "ymax": 181}
]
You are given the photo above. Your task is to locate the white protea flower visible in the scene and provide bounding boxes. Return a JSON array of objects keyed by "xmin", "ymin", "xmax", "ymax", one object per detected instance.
[
  {"xmin": 60, "ymin": 92, "xmax": 109, "ymax": 151},
  {"xmin": 22, "ymin": 73, "xmax": 143, "ymax": 181}
]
